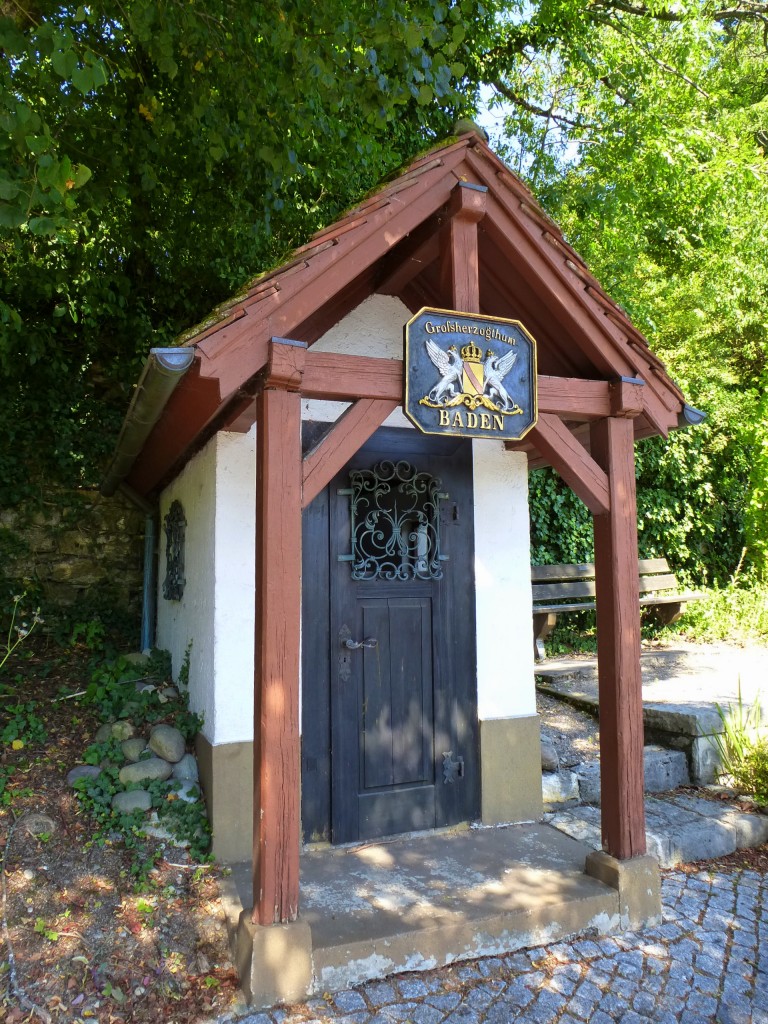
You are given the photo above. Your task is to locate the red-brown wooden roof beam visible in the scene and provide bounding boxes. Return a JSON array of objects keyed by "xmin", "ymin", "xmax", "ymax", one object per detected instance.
[
  {"xmin": 440, "ymin": 181, "xmax": 487, "ymax": 312},
  {"xmin": 301, "ymin": 398, "xmax": 399, "ymax": 508}
]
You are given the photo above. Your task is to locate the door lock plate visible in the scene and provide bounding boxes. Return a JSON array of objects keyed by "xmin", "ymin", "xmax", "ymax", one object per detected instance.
[{"xmin": 442, "ymin": 751, "xmax": 465, "ymax": 783}]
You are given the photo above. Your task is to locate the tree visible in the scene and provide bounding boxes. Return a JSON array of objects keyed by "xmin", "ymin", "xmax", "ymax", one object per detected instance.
[
  {"xmin": 484, "ymin": 0, "xmax": 768, "ymax": 579},
  {"xmin": 0, "ymin": 0, "xmax": 494, "ymax": 499}
]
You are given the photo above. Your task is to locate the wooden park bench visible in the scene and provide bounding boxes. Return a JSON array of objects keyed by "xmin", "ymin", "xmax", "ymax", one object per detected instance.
[{"xmin": 532, "ymin": 557, "xmax": 704, "ymax": 661}]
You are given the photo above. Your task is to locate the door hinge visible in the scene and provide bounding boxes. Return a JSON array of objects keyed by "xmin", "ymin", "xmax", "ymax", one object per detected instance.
[{"xmin": 442, "ymin": 751, "xmax": 465, "ymax": 783}]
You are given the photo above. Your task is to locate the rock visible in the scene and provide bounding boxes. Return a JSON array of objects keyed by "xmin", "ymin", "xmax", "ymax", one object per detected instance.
[
  {"xmin": 22, "ymin": 813, "xmax": 56, "ymax": 837},
  {"xmin": 110, "ymin": 720, "xmax": 136, "ymax": 741},
  {"xmin": 540, "ymin": 735, "xmax": 560, "ymax": 773},
  {"xmin": 123, "ymin": 652, "xmax": 151, "ymax": 667},
  {"xmin": 541, "ymin": 771, "xmax": 580, "ymax": 809},
  {"xmin": 161, "ymin": 686, "xmax": 179, "ymax": 700},
  {"xmin": 171, "ymin": 753, "xmax": 199, "ymax": 782},
  {"xmin": 643, "ymin": 745, "xmax": 690, "ymax": 792},
  {"xmin": 575, "ymin": 763, "xmax": 602, "ymax": 804},
  {"xmin": 112, "ymin": 790, "xmax": 153, "ymax": 814},
  {"xmin": 121, "ymin": 737, "xmax": 148, "ymax": 762},
  {"xmin": 172, "ymin": 780, "xmax": 201, "ymax": 804},
  {"xmin": 149, "ymin": 725, "xmax": 186, "ymax": 763},
  {"xmin": 66, "ymin": 765, "xmax": 102, "ymax": 787},
  {"xmin": 94, "ymin": 723, "xmax": 113, "ymax": 743},
  {"xmin": 135, "ymin": 682, "xmax": 156, "ymax": 694},
  {"xmin": 119, "ymin": 758, "xmax": 173, "ymax": 785}
]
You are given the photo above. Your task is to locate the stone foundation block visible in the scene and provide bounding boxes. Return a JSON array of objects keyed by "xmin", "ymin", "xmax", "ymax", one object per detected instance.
[
  {"xmin": 235, "ymin": 911, "xmax": 313, "ymax": 1008},
  {"xmin": 585, "ymin": 851, "xmax": 661, "ymax": 929}
]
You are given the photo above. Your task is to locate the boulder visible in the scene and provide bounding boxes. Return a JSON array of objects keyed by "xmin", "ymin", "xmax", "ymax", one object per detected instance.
[
  {"xmin": 112, "ymin": 790, "xmax": 153, "ymax": 814},
  {"xmin": 540, "ymin": 735, "xmax": 560, "ymax": 773},
  {"xmin": 173, "ymin": 780, "xmax": 201, "ymax": 804},
  {"xmin": 149, "ymin": 725, "xmax": 186, "ymax": 763},
  {"xmin": 171, "ymin": 753, "xmax": 199, "ymax": 782},
  {"xmin": 67, "ymin": 765, "xmax": 102, "ymax": 787},
  {"xmin": 119, "ymin": 758, "xmax": 173, "ymax": 785},
  {"xmin": 94, "ymin": 723, "xmax": 113, "ymax": 743},
  {"xmin": 541, "ymin": 770, "xmax": 580, "ymax": 809},
  {"xmin": 121, "ymin": 737, "xmax": 148, "ymax": 762},
  {"xmin": 111, "ymin": 720, "xmax": 136, "ymax": 741}
]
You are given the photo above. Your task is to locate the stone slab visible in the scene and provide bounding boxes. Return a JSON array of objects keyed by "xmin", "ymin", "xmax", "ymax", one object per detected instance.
[
  {"xmin": 548, "ymin": 793, "xmax": 768, "ymax": 869},
  {"xmin": 574, "ymin": 747, "xmax": 689, "ymax": 805},
  {"xmin": 222, "ymin": 824, "xmax": 621, "ymax": 1005}
]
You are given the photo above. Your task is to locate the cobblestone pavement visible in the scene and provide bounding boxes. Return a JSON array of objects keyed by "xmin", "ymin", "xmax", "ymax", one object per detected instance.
[{"xmin": 227, "ymin": 869, "xmax": 767, "ymax": 1024}]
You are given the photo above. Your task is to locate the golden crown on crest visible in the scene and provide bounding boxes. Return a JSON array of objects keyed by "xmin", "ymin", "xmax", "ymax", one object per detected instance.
[{"xmin": 460, "ymin": 341, "xmax": 483, "ymax": 362}]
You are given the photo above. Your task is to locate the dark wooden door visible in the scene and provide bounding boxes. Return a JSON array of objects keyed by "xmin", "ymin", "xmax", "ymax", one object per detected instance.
[{"xmin": 302, "ymin": 428, "xmax": 478, "ymax": 845}]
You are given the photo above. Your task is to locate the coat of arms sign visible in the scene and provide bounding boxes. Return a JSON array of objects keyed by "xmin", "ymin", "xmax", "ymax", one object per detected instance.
[{"xmin": 404, "ymin": 308, "xmax": 537, "ymax": 440}]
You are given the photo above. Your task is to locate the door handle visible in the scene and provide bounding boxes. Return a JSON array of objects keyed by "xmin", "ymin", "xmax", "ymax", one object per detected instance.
[{"xmin": 343, "ymin": 636, "xmax": 378, "ymax": 650}]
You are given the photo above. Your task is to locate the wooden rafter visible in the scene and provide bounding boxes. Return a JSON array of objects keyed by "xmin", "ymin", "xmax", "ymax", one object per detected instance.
[{"xmin": 527, "ymin": 414, "xmax": 611, "ymax": 516}]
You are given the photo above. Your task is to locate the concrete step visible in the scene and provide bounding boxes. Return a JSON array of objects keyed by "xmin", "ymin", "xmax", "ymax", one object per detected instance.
[{"xmin": 221, "ymin": 824, "xmax": 624, "ymax": 1005}]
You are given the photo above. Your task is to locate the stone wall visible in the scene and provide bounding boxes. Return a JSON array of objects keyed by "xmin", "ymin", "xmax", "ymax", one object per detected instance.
[{"xmin": 0, "ymin": 487, "xmax": 145, "ymax": 624}]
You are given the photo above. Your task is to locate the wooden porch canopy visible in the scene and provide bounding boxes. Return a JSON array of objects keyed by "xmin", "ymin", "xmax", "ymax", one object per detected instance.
[{"xmin": 117, "ymin": 129, "xmax": 693, "ymax": 927}]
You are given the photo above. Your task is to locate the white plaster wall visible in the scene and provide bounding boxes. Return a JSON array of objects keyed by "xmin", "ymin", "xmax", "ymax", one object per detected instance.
[
  {"xmin": 473, "ymin": 443, "xmax": 536, "ymax": 720},
  {"xmin": 156, "ymin": 440, "xmax": 217, "ymax": 740},
  {"xmin": 212, "ymin": 426, "xmax": 257, "ymax": 744},
  {"xmin": 304, "ymin": 293, "xmax": 412, "ymax": 429}
]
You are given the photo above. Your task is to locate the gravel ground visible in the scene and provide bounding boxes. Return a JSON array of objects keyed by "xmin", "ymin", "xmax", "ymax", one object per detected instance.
[{"xmin": 536, "ymin": 690, "xmax": 600, "ymax": 769}]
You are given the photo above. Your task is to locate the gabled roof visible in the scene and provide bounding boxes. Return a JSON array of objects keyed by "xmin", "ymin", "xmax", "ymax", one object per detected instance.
[{"xmin": 110, "ymin": 131, "xmax": 691, "ymax": 498}]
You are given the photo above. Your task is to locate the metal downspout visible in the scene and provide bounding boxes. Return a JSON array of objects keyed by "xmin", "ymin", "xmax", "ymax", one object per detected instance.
[{"xmin": 141, "ymin": 514, "xmax": 156, "ymax": 651}]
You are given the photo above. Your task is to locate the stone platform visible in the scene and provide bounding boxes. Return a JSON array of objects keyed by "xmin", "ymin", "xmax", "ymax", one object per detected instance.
[{"xmin": 219, "ymin": 823, "xmax": 659, "ymax": 1008}]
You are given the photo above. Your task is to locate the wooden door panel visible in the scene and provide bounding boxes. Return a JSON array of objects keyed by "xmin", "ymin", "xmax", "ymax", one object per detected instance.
[
  {"xmin": 359, "ymin": 784, "xmax": 435, "ymax": 841},
  {"xmin": 360, "ymin": 598, "xmax": 433, "ymax": 791}
]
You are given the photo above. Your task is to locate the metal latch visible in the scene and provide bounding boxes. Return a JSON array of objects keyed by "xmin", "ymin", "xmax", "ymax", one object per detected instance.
[{"xmin": 442, "ymin": 751, "xmax": 465, "ymax": 783}]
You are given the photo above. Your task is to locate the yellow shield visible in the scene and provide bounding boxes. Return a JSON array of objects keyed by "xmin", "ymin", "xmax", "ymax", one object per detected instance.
[{"xmin": 462, "ymin": 358, "xmax": 484, "ymax": 396}]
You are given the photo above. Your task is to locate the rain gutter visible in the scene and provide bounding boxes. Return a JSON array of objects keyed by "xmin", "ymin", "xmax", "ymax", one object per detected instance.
[
  {"xmin": 100, "ymin": 347, "xmax": 196, "ymax": 497},
  {"xmin": 100, "ymin": 347, "xmax": 195, "ymax": 651},
  {"xmin": 677, "ymin": 404, "xmax": 707, "ymax": 429}
]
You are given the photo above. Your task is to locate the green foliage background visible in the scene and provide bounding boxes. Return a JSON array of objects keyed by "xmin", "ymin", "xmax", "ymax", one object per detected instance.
[
  {"xmin": 2, "ymin": 0, "xmax": 767, "ymax": 606},
  {"xmin": 0, "ymin": 0, "xmax": 490, "ymax": 503},
  {"xmin": 488, "ymin": 0, "xmax": 768, "ymax": 583}
]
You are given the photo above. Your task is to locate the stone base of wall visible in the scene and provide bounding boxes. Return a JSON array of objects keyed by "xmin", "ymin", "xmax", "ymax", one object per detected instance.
[
  {"xmin": 196, "ymin": 735, "xmax": 254, "ymax": 864},
  {"xmin": 199, "ymin": 716, "xmax": 544, "ymax": 865},
  {"xmin": 480, "ymin": 715, "xmax": 544, "ymax": 824}
]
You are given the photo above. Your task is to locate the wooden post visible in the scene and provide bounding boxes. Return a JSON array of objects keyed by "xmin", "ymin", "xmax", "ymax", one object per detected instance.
[
  {"xmin": 253, "ymin": 339, "xmax": 305, "ymax": 925},
  {"xmin": 441, "ymin": 182, "xmax": 487, "ymax": 312},
  {"xmin": 590, "ymin": 413, "xmax": 646, "ymax": 859}
]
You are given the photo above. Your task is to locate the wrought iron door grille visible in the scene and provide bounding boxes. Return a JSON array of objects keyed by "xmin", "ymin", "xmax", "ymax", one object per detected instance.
[{"xmin": 339, "ymin": 460, "xmax": 448, "ymax": 581}]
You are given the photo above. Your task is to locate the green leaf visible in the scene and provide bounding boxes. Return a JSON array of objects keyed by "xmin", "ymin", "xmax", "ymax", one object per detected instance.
[
  {"xmin": 417, "ymin": 83, "xmax": 433, "ymax": 105},
  {"xmin": 71, "ymin": 66, "xmax": 94, "ymax": 95},
  {"xmin": 28, "ymin": 217, "xmax": 59, "ymax": 235},
  {"xmin": 24, "ymin": 135, "xmax": 52, "ymax": 156},
  {"xmin": 0, "ymin": 179, "xmax": 20, "ymax": 201},
  {"xmin": 0, "ymin": 202, "xmax": 26, "ymax": 228},
  {"xmin": 52, "ymin": 47, "xmax": 78, "ymax": 80},
  {"xmin": 72, "ymin": 164, "xmax": 92, "ymax": 189}
]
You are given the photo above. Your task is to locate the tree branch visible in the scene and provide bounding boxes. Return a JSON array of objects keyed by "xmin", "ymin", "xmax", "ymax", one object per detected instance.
[{"xmin": 492, "ymin": 79, "xmax": 587, "ymax": 129}]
